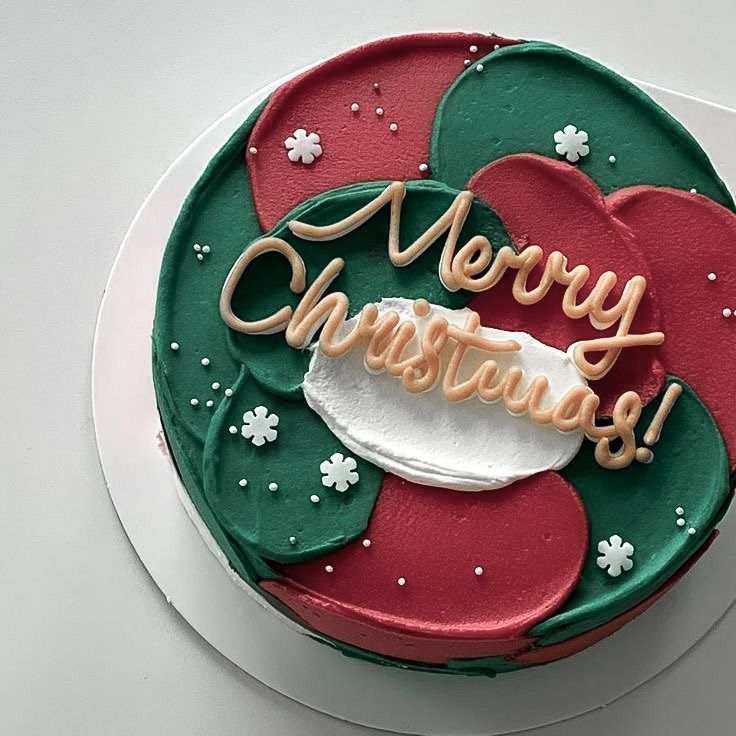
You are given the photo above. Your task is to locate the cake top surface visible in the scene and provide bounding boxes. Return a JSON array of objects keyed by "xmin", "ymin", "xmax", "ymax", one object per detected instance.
[{"xmin": 152, "ymin": 31, "xmax": 735, "ymax": 674}]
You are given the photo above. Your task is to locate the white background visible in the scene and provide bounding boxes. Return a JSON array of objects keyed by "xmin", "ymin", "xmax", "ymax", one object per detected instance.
[{"xmin": 3, "ymin": 1, "xmax": 736, "ymax": 734}]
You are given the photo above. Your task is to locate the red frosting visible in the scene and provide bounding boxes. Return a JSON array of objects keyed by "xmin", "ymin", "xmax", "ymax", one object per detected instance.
[
  {"xmin": 467, "ymin": 154, "xmax": 665, "ymax": 414},
  {"xmin": 248, "ymin": 32, "xmax": 520, "ymax": 230},
  {"xmin": 262, "ymin": 471, "xmax": 588, "ymax": 664},
  {"xmin": 609, "ymin": 187, "xmax": 736, "ymax": 464},
  {"xmin": 512, "ymin": 531, "xmax": 717, "ymax": 665}
]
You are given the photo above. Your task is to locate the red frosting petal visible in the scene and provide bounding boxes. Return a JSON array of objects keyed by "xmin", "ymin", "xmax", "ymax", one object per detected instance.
[
  {"xmin": 467, "ymin": 154, "xmax": 665, "ymax": 414},
  {"xmin": 609, "ymin": 187, "xmax": 736, "ymax": 464},
  {"xmin": 248, "ymin": 32, "xmax": 521, "ymax": 231},
  {"xmin": 262, "ymin": 471, "xmax": 588, "ymax": 664}
]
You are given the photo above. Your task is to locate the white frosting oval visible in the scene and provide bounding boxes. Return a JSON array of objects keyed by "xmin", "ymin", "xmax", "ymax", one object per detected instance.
[{"xmin": 303, "ymin": 298, "xmax": 586, "ymax": 491}]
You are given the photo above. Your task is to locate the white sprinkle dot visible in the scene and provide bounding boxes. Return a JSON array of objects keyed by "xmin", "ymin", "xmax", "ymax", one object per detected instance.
[
  {"xmin": 476, "ymin": 63, "xmax": 484, "ymax": 72},
  {"xmin": 707, "ymin": 272, "xmax": 717, "ymax": 281},
  {"xmin": 464, "ymin": 59, "xmax": 471, "ymax": 66},
  {"xmin": 676, "ymin": 506, "xmax": 684, "ymax": 515},
  {"xmin": 239, "ymin": 478, "xmax": 248, "ymax": 487},
  {"xmin": 350, "ymin": 102, "xmax": 359, "ymax": 112},
  {"xmin": 723, "ymin": 308, "xmax": 732, "ymax": 318},
  {"xmin": 193, "ymin": 244, "xmax": 202, "ymax": 252},
  {"xmin": 474, "ymin": 566, "xmax": 484, "ymax": 576},
  {"xmin": 418, "ymin": 162, "xmax": 428, "ymax": 173},
  {"xmin": 389, "ymin": 122, "xmax": 398, "ymax": 132},
  {"xmin": 224, "ymin": 388, "xmax": 233, "ymax": 397},
  {"xmin": 170, "ymin": 342, "xmax": 179, "ymax": 351},
  {"xmin": 310, "ymin": 494, "xmax": 320, "ymax": 503},
  {"xmin": 325, "ymin": 565, "xmax": 334, "ymax": 573},
  {"xmin": 190, "ymin": 398, "xmax": 199, "ymax": 406},
  {"xmin": 397, "ymin": 577, "xmax": 406, "ymax": 586},
  {"xmin": 690, "ymin": 188, "xmax": 698, "ymax": 194},
  {"xmin": 608, "ymin": 155, "xmax": 617, "ymax": 164},
  {"xmin": 375, "ymin": 107, "xmax": 384, "ymax": 116},
  {"xmin": 212, "ymin": 382, "xmax": 221, "ymax": 390},
  {"xmin": 493, "ymin": 44, "xmax": 500, "ymax": 50},
  {"xmin": 228, "ymin": 425, "xmax": 237, "ymax": 434},
  {"xmin": 200, "ymin": 357, "xmax": 210, "ymax": 366},
  {"xmin": 676, "ymin": 518, "xmax": 686, "ymax": 527},
  {"xmin": 202, "ymin": 245, "xmax": 211, "ymax": 254},
  {"xmin": 206, "ymin": 400, "xmax": 214, "ymax": 408},
  {"xmin": 688, "ymin": 527, "xmax": 697, "ymax": 535},
  {"xmin": 248, "ymin": 146, "xmax": 258, "ymax": 155},
  {"xmin": 268, "ymin": 482, "xmax": 278, "ymax": 492},
  {"xmin": 469, "ymin": 44, "xmax": 478, "ymax": 53},
  {"xmin": 289, "ymin": 535, "xmax": 297, "ymax": 545},
  {"xmin": 362, "ymin": 539, "xmax": 372, "ymax": 548},
  {"xmin": 196, "ymin": 253, "xmax": 204, "ymax": 261},
  {"xmin": 373, "ymin": 82, "xmax": 380, "ymax": 90}
]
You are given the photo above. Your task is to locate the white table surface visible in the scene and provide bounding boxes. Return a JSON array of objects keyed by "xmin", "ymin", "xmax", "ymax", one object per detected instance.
[{"xmin": 3, "ymin": 1, "xmax": 736, "ymax": 734}]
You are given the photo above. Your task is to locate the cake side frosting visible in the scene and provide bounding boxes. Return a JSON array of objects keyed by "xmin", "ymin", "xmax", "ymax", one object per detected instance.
[{"xmin": 152, "ymin": 31, "xmax": 735, "ymax": 674}]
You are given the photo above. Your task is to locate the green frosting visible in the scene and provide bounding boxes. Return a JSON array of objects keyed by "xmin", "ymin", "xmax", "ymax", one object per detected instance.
[
  {"xmin": 227, "ymin": 179, "xmax": 512, "ymax": 397},
  {"xmin": 201, "ymin": 365, "xmax": 384, "ymax": 562},
  {"xmin": 534, "ymin": 377, "xmax": 731, "ymax": 645},
  {"xmin": 430, "ymin": 42, "xmax": 734, "ymax": 210}
]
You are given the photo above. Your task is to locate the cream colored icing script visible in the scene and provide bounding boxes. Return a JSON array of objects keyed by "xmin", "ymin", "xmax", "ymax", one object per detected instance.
[{"xmin": 220, "ymin": 182, "xmax": 669, "ymax": 472}]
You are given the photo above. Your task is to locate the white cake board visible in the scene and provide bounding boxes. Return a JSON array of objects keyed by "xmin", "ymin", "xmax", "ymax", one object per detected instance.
[{"xmin": 92, "ymin": 69, "xmax": 736, "ymax": 735}]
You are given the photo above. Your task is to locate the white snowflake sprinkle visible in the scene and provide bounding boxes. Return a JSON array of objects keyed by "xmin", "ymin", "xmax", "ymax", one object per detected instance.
[
  {"xmin": 284, "ymin": 128, "xmax": 322, "ymax": 164},
  {"xmin": 596, "ymin": 534, "xmax": 634, "ymax": 577},
  {"xmin": 241, "ymin": 405, "xmax": 279, "ymax": 446},
  {"xmin": 554, "ymin": 124, "xmax": 590, "ymax": 163},
  {"xmin": 320, "ymin": 452, "xmax": 359, "ymax": 492}
]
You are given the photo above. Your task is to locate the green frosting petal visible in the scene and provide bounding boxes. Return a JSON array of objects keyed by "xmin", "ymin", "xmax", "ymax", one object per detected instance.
[
  {"xmin": 533, "ymin": 376, "xmax": 731, "ymax": 644},
  {"xmin": 227, "ymin": 179, "xmax": 513, "ymax": 396},
  {"xmin": 430, "ymin": 42, "xmax": 733, "ymax": 209},
  {"xmin": 202, "ymin": 366, "xmax": 383, "ymax": 563}
]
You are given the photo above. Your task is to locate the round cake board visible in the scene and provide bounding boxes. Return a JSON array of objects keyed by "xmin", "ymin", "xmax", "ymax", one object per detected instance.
[{"xmin": 92, "ymin": 70, "xmax": 736, "ymax": 735}]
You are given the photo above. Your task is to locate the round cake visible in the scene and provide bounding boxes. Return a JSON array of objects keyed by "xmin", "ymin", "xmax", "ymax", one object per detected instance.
[{"xmin": 152, "ymin": 31, "xmax": 736, "ymax": 675}]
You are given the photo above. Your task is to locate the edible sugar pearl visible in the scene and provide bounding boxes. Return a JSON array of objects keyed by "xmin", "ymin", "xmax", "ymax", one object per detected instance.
[
  {"xmin": 248, "ymin": 146, "xmax": 258, "ymax": 154},
  {"xmin": 362, "ymin": 539, "xmax": 372, "ymax": 548},
  {"xmin": 206, "ymin": 400, "xmax": 214, "ymax": 408},
  {"xmin": 202, "ymin": 245, "xmax": 211, "ymax": 254},
  {"xmin": 708, "ymin": 272, "xmax": 717, "ymax": 281},
  {"xmin": 350, "ymin": 102, "xmax": 359, "ymax": 112},
  {"xmin": 676, "ymin": 518, "xmax": 686, "ymax": 527},
  {"xmin": 688, "ymin": 527, "xmax": 697, "ymax": 535},
  {"xmin": 224, "ymin": 388, "xmax": 233, "ymax": 397},
  {"xmin": 196, "ymin": 253, "xmax": 204, "ymax": 261},
  {"xmin": 475, "ymin": 63, "xmax": 484, "ymax": 72},
  {"xmin": 418, "ymin": 163, "xmax": 428, "ymax": 173},
  {"xmin": 193, "ymin": 244, "xmax": 202, "ymax": 252},
  {"xmin": 375, "ymin": 107, "xmax": 384, "ymax": 116},
  {"xmin": 228, "ymin": 425, "xmax": 237, "ymax": 434},
  {"xmin": 608, "ymin": 155, "xmax": 617, "ymax": 164},
  {"xmin": 464, "ymin": 59, "xmax": 471, "ymax": 66},
  {"xmin": 200, "ymin": 357, "xmax": 210, "ymax": 366},
  {"xmin": 325, "ymin": 565, "xmax": 334, "ymax": 573},
  {"xmin": 239, "ymin": 479, "xmax": 248, "ymax": 487},
  {"xmin": 723, "ymin": 308, "xmax": 732, "ymax": 318},
  {"xmin": 397, "ymin": 577, "xmax": 406, "ymax": 586},
  {"xmin": 474, "ymin": 566, "xmax": 484, "ymax": 576},
  {"xmin": 373, "ymin": 82, "xmax": 380, "ymax": 90},
  {"xmin": 170, "ymin": 342, "xmax": 179, "ymax": 351},
  {"xmin": 469, "ymin": 44, "xmax": 478, "ymax": 53},
  {"xmin": 212, "ymin": 382, "xmax": 220, "ymax": 390},
  {"xmin": 690, "ymin": 188, "xmax": 698, "ymax": 194},
  {"xmin": 389, "ymin": 122, "xmax": 398, "ymax": 132},
  {"xmin": 675, "ymin": 506, "xmax": 684, "ymax": 515},
  {"xmin": 190, "ymin": 398, "xmax": 199, "ymax": 406},
  {"xmin": 310, "ymin": 494, "xmax": 320, "ymax": 503},
  {"xmin": 289, "ymin": 536, "xmax": 297, "ymax": 544},
  {"xmin": 493, "ymin": 44, "xmax": 500, "ymax": 50},
  {"xmin": 268, "ymin": 482, "xmax": 278, "ymax": 492}
]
